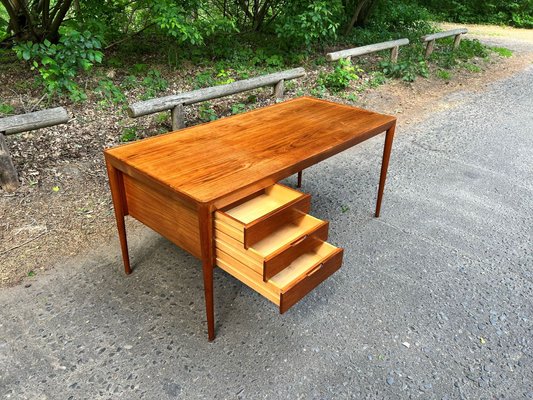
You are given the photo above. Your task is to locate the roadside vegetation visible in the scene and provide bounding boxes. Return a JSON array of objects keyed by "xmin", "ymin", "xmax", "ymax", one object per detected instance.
[{"xmin": 0, "ymin": 0, "xmax": 522, "ymax": 131}]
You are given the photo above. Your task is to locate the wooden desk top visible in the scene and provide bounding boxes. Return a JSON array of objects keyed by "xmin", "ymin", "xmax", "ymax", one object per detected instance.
[{"xmin": 105, "ymin": 97, "xmax": 395, "ymax": 205}]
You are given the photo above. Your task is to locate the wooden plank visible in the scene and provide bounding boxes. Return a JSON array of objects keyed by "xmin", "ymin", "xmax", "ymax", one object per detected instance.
[
  {"xmin": 128, "ymin": 68, "xmax": 306, "ymax": 118},
  {"xmin": 122, "ymin": 174, "xmax": 201, "ymax": 258},
  {"xmin": 0, "ymin": 132, "xmax": 19, "ymax": 192},
  {"xmin": 0, "ymin": 107, "xmax": 69, "ymax": 135},
  {"xmin": 326, "ymin": 39, "xmax": 409, "ymax": 61},
  {"xmin": 421, "ymin": 28, "xmax": 468, "ymax": 42}
]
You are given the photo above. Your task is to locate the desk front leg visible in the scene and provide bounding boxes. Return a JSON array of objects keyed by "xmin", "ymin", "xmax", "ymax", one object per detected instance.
[
  {"xmin": 106, "ymin": 161, "xmax": 132, "ymax": 275},
  {"xmin": 198, "ymin": 205, "xmax": 215, "ymax": 341},
  {"xmin": 375, "ymin": 123, "xmax": 396, "ymax": 218}
]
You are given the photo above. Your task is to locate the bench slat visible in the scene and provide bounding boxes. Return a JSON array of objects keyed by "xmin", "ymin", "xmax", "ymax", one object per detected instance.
[
  {"xmin": 421, "ymin": 28, "xmax": 468, "ymax": 42},
  {"xmin": 0, "ymin": 107, "xmax": 69, "ymax": 136},
  {"xmin": 128, "ymin": 68, "xmax": 306, "ymax": 118},
  {"xmin": 326, "ymin": 39, "xmax": 409, "ymax": 62}
]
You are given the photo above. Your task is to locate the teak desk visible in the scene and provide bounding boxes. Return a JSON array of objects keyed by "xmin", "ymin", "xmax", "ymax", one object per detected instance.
[{"xmin": 104, "ymin": 97, "xmax": 396, "ymax": 341}]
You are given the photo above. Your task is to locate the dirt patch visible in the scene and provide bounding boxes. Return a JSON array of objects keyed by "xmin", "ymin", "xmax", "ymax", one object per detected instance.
[{"xmin": 1, "ymin": 27, "xmax": 532, "ymax": 287}]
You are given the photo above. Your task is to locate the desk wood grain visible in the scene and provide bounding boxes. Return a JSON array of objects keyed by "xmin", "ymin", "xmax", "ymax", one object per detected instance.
[{"xmin": 105, "ymin": 97, "xmax": 395, "ymax": 207}]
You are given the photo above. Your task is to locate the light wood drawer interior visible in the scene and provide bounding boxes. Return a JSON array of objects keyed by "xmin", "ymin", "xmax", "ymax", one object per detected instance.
[
  {"xmin": 215, "ymin": 215, "xmax": 329, "ymax": 281},
  {"xmin": 215, "ymin": 184, "xmax": 311, "ymax": 248},
  {"xmin": 216, "ymin": 241, "xmax": 343, "ymax": 312}
]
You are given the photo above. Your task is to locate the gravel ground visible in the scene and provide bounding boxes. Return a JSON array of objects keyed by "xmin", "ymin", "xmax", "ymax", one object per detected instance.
[{"xmin": 1, "ymin": 35, "xmax": 532, "ymax": 399}]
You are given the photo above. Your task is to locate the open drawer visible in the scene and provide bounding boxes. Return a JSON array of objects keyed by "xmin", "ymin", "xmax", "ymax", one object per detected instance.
[
  {"xmin": 215, "ymin": 213, "xmax": 329, "ymax": 281},
  {"xmin": 216, "ymin": 241, "xmax": 343, "ymax": 313},
  {"xmin": 215, "ymin": 184, "xmax": 311, "ymax": 249}
]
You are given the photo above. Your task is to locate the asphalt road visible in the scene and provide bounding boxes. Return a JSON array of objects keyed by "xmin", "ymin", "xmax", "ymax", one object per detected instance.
[{"xmin": 1, "ymin": 54, "xmax": 532, "ymax": 399}]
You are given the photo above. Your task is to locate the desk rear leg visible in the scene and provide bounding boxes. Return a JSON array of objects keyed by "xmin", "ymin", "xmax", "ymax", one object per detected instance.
[
  {"xmin": 106, "ymin": 162, "xmax": 132, "ymax": 275},
  {"xmin": 375, "ymin": 124, "xmax": 396, "ymax": 218}
]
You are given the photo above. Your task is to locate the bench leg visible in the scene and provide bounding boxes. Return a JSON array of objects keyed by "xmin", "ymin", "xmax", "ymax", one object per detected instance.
[
  {"xmin": 106, "ymin": 162, "xmax": 132, "ymax": 275},
  {"xmin": 425, "ymin": 40, "xmax": 435, "ymax": 58},
  {"xmin": 375, "ymin": 124, "xmax": 396, "ymax": 217},
  {"xmin": 453, "ymin": 34, "xmax": 462, "ymax": 50},
  {"xmin": 297, "ymin": 171, "xmax": 303, "ymax": 188},
  {"xmin": 0, "ymin": 133, "xmax": 19, "ymax": 192},
  {"xmin": 199, "ymin": 205, "xmax": 215, "ymax": 341}
]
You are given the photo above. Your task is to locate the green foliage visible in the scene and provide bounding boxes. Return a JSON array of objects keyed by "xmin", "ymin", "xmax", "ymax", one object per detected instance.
[
  {"xmin": 141, "ymin": 70, "xmax": 168, "ymax": 99},
  {"xmin": 231, "ymin": 103, "xmax": 246, "ymax": 114},
  {"xmin": 463, "ymin": 63, "xmax": 482, "ymax": 72},
  {"xmin": 95, "ymin": 79, "xmax": 127, "ymax": 107},
  {"xmin": 216, "ymin": 69, "xmax": 235, "ymax": 85},
  {"xmin": 275, "ymin": 1, "xmax": 341, "ymax": 47},
  {"xmin": 417, "ymin": 0, "xmax": 533, "ymax": 28},
  {"xmin": 0, "ymin": 103, "xmax": 14, "ymax": 115},
  {"xmin": 492, "ymin": 47, "xmax": 513, "ymax": 57},
  {"xmin": 380, "ymin": 55, "xmax": 429, "ymax": 82},
  {"xmin": 368, "ymin": 0, "xmax": 435, "ymax": 36},
  {"xmin": 430, "ymin": 38, "xmax": 488, "ymax": 69},
  {"xmin": 436, "ymin": 70, "xmax": 452, "ymax": 80},
  {"xmin": 319, "ymin": 59, "xmax": 362, "ymax": 92},
  {"xmin": 121, "ymin": 127, "xmax": 138, "ymax": 142},
  {"xmin": 13, "ymin": 29, "xmax": 103, "ymax": 101},
  {"xmin": 199, "ymin": 103, "xmax": 218, "ymax": 122}
]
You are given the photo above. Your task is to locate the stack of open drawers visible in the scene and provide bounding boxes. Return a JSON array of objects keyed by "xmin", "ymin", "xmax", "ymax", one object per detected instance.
[{"xmin": 215, "ymin": 184, "xmax": 343, "ymax": 313}]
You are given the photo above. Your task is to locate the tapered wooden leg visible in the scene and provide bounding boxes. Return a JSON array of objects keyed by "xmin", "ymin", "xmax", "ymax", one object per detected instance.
[
  {"xmin": 375, "ymin": 124, "xmax": 396, "ymax": 218},
  {"xmin": 198, "ymin": 205, "xmax": 215, "ymax": 341},
  {"xmin": 297, "ymin": 171, "xmax": 303, "ymax": 188},
  {"xmin": 106, "ymin": 161, "xmax": 132, "ymax": 275}
]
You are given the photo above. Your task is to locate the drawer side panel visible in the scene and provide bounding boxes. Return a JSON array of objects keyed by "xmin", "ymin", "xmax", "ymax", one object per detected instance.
[{"xmin": 123, "ymin": 174, "xmax": 201, "ymax": 258}]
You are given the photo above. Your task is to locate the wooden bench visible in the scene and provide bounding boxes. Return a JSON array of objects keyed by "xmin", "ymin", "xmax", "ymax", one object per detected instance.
[
  {"xmin": 0, "ymin": 107, "xmax": 69, "ymax": 192},
  {"xmin": 326, "ymin": 38, "xmax": 410, "ymax": 63},
  {"xmin": 127, "ymin": 68, "xmax": 306, "ymax": 131},
  {"xmin": 421, "ymin": 28, "xmax": 468, "ymax": 58}
]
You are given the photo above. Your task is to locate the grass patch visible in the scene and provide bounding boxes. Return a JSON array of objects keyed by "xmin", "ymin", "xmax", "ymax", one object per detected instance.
[
  {"xmin": 491, "ymin": 47, "xmax": 513, "ymax": 58},
  {"xmin": 436, "ymin": 70, "xmax": 452, "ymax": 80}
]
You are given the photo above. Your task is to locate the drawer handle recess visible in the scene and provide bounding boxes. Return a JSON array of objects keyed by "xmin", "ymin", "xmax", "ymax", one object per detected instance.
[
  {"xmin": 290, "ymin": 235, "xmax": 307, "ymax": 247},
  {"xmin": 306, "ymin": 263, "xmax": 323, "ymax": 277}
]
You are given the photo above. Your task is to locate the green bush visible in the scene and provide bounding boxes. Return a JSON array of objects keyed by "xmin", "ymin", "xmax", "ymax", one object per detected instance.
[
  {"xmin": 275, "ymin": 1, "xmax": 341, "ymax": 47},
  {"xmin": 319, "ymin": 59, "xmax": 362, "ymax": 92},
  {"xmin": 13, "ymin": 29, "xmax": 103, "ymax": 101}
]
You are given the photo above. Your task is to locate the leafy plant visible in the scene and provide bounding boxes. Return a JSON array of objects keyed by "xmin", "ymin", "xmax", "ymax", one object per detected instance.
[
  {"xmin": 194, "ymin": 70, "xmax": 216, "ymax": 89},
  {"xmin": 463, "ymin": 63, "xmax": 481, "ymax": 73},
  {"xmin": 319, "ymin": 58, "xmax": 362, "ymax": 92},
  {"xmin": 141, "ymin": 69, "xmax": 168, "ymax": 99},
  {"xmin": 121, "ymin": 75, "xmax": 138, "ymax": 90},
  {"xmin": 231, "ymin": 103, "xmax": 246, "ymax": 114},
  {"xmin": 380, "ymin": 57, "xmax": 429, "ymax": 82},
  {"xmin": 13, "ymin": 29, "xmax": 103, "ymax": 101},
  {"xmin": 275, "ymin": 0, "xmax": 341, "ymax": 47},
  {"xmin": 95, "ymin": 79, "xmax": 127, "ymax": 107},
  {"xmin": 0, "ymin": 103, "xmax": 14, "ymax": 115},
  {"xmin": 436, "ymin": 69, "xmax": 452, "ymax": 80},
  {"xmin": 216, "ymin": 69, "xmax": 235, "ymax": 85},
  {"xmin": 199, "ymin": 103, "xmax": 218, "ymax": 122},
  {"xmin": 121, "ymin": 127, "xmax": 138, "ymax": 142}
]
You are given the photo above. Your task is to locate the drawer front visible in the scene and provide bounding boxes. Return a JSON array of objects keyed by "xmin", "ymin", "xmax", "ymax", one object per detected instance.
[
  {"xmin": 216, "ymin": 242, "xmax": 343, "ymax": 313},
  {"xmin": 263, "ymin": 223, "xmax": 329, "ymax": 281},
  {"xmin": 215, "ymin": 217, "xmax": 330, "ymax": 279},
  {"xmin": 279, "ymin": 248, "xmax": 343, "ymax": 314}
]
